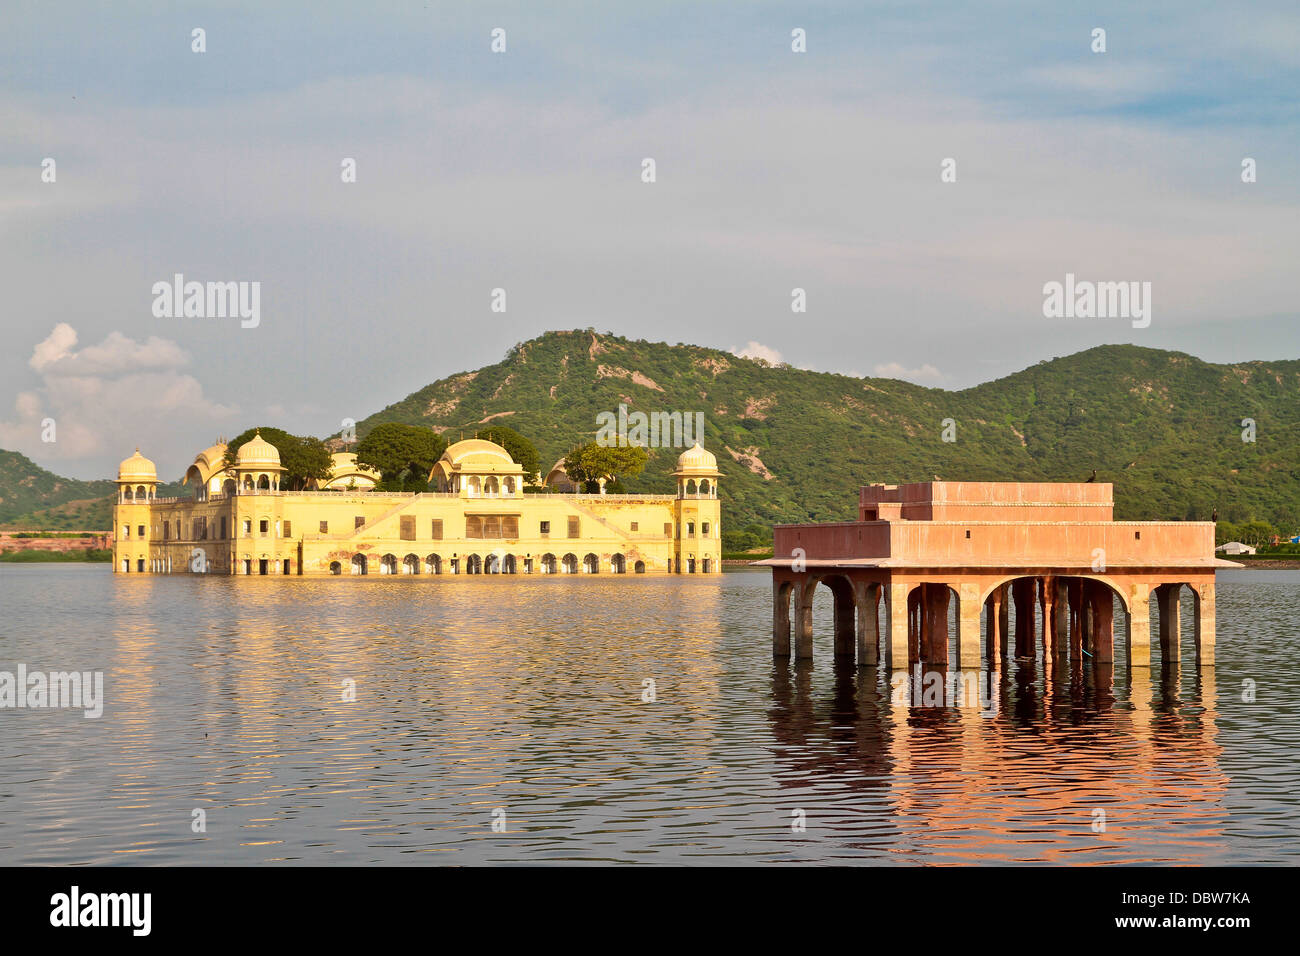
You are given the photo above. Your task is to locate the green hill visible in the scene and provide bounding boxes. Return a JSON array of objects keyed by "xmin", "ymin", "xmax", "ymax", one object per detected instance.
[
  {"xmin": 0, "ymin": 451, "xmax": 117, "ymax": 529},
  {"xmin": 0, "ymin": 451, "xmax": 184, "ymax": 531},
  {"xmin": 355, "ymin": 330, "xmax": 1300, "ymax": 541},
  {"xmin": 5, "ymin": 330, "xmax": 1297, "ymax": 541}
]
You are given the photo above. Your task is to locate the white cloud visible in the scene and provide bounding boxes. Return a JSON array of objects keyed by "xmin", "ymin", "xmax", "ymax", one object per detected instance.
[
  {"xmin": 731, "ymin": 341, "xmax": 784, "ymax": 365},
  {"xmin": 873, "ymin": 362, "xmax": 945, "ymax": 385},
  {"xmin": 0, "ymin": 325, "xmax": 236, "ymax": 470}
]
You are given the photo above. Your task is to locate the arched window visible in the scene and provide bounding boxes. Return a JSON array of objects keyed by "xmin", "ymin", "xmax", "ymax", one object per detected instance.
[{"xmin": 699, "ymin": 479, "xmax": 711, "ymax": 496}]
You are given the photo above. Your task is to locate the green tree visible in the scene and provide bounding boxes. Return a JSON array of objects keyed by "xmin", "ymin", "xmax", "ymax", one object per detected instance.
[
  {"xmin": 1235, "ymin": 519, "xmax": 1278, "ymax": 549},
  {"xmin": 356, "ymin": 423, "xmax": 447, "ymax": 491},
  {"xmin": 475, "ymin": 425, "xmax": 541, "ymax": 487},
  {"xmin": 562, "ymin": 443, "xmax": 648, "ymax": 493},
  {"xmin": 223, "ymin": 427, "xmax": 333, "ymax": 491}
]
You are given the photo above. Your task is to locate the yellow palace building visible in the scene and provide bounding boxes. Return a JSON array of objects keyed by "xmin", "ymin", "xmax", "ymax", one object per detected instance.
[{"xmin": 112, "ymin": 434, "xmax": 722, "ymax": 577}]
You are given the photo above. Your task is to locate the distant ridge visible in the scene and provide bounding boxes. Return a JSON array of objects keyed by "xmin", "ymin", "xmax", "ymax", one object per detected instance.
[
  {"xmin": 5, "ymin": 330, "xmax": 1299, "ymax": 535},
  {"xmin": 354, "ymin": 330, "xmax": 1300, "ymax": 533}
]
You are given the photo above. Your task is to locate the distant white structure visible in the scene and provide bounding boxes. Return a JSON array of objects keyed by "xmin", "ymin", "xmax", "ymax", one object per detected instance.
[{"xmin": 1216, "ymin": 541, "xmax": 1256, "ymax": 555}]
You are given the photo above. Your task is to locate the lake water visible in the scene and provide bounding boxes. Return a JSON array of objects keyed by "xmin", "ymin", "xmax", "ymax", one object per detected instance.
[{"xmin": 0, "ymin": 564, "xmax": 1296, "ymax": 865}]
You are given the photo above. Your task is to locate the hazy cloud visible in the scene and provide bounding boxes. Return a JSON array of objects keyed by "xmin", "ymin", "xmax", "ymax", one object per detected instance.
[{"xmin": 0, "ymin": 325, "xmax": 236, "ymax": 467}]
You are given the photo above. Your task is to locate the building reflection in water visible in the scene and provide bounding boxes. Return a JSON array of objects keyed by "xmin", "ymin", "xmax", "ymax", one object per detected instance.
[{"xmin": 766, "ymin": 651, "xmax": 1224, "ymax": 864}]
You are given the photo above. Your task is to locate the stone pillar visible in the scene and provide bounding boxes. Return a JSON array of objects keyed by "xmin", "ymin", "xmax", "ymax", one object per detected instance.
[
  {"xmin": 1127, "ymin": 582, "xmax": 1151, "ymax": 667},
  {"xmin": 1012, "ymin": 578, "xmax": 1036, "ymax": 659},
  {"xmin": 886, "ymin": 581, "xmax": 910, "ymax": 667},
  {"xmin": 773, "ymin": 579, "xmax": 791, "ymax": 656},
  {"xmin": 983, "ymin": 593, "xmax": 1000, "ymax": 669},
  {"xmin": 833, "ymin": 584, "xmax": 855, "ymax": 658},
  {"xmin": 794, "ymin": 582, "xmax": 814, "ymax": 660},
  {"xmin": 908, "ymin": 587, "xmax": 921, "ymax": 663},
  {"xmin": 959, "ymin": 582, "xmax": 982, "ymax": 669},
  {"xmin": 1156, "ymin": 583, "xmax": 1181, "ymax": 666},
  {"xmin": 856, "ymin": 582, "xmax": 880, "ymax": 667},
  {"xmin": 1194, "ymin": 580, "xmax": 1215, "ymax": 666},
  {"xmin": 1050, "ymin": 577, "xmax": 1069, "ymax": 659},
  {"xmin": 921, "ymin": 584, "xmax": 950, "ymax": 666},
  {"xmin": 1088, "ymin": 581, "xmax": 1114, "ymax": 663},
  {"xmin": 998, "ymin": 584, "xmax": 1010, "ymax": 658},
  {"xmin": 1068, "ymin": 578, "xmax": 1082, "ymax": 661}
]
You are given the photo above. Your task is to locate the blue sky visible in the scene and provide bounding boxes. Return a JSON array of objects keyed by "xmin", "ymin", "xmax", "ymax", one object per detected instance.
[{"xmin": 2, "ymin": 1, "xmax": 1297, "ymax": 477}]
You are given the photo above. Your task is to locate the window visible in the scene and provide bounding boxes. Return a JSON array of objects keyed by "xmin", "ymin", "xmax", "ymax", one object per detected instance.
[
  {"xmin": 243, "ymin": 519, "xmax": 251, "ymax": 535},
  {"xmin": 702, "ymin": 522, "xmax": 709, "ymax": 536},
  {"xmin": 431, "ymin": 519, "xmax": 443, "ymax": 540},
  {"xmin": 687, "ymin": 522, "xmax": 695, "ymax": 536},
  {"xmin": 283, "ymin": 520, "xmax": 292, "ymax": 538},
  {"xmin": 400, "ymin": 516, "xmax": 416, "ymax": 541},
  {"xmin": 540, "ymin": 521, "xmax": 550, "ymax": 536},
  {"xmin": 664, "ymin": 523, "xmax": 672, "ymax": 537},
  {"xmin": 630, "ymin": 522, "xmax": 639, "ymax": 532},
  {"xmin": 465, "ymin": 515, "xmax": 520, "ymax": 539},
  {"xmin": 123, "ymin": 525, "xmax": 130, "ymax": 539},
  {"xmin": 319, "ymin": 520, "xmax": 329, "ymax": 534},
  {"xmin": 965, "ymin": 529, "xmax": 971, "ymax": 539},
  {"xmin": 220, "ymin": 517, "xmax": 227, "ymax": 539},
  {"xmin": 162, "ymin": 523, "xmax": 169, "ymax": 541},
  {"xmin": 138, "ymin": 525, "xmax": 146, "ymax": 538},
  {"xmin": 259, "ymin": 520, "xmax": 269, "ymax": 535},
  {"xmin": 567, "ymin": 517, "xmax": 579, "ymax": 538},
  {"xmin": 355, "ymin": 515, "xmax": 365, "ymax": 530}
]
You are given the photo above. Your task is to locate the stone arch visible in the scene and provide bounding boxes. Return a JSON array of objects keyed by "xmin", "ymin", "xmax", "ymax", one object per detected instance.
[
  {"xmin": 329, "ymin": 561, "xmax": 342, "ymax": 575},
  {"xmin": 351, "ymin": 553, "xmax": 368, "ymax": 575},
  {"xmin": 503, "ymin": 554, "xmax": 517, "ymax": 574},
  {"xmin": 583, "ymin": 553, "xmax": 599, "ymax": 574},
  {"xmin": 979, "ymin": 574, "xmax": 1127, "ymax": 666},
  {"xmin": 611, "ymin": 553, "xmax": 626, "ymax": 573},
  {"xmin": 425, "ymin": 553, "xmax": 442, "ymax": 574},
  {"xmin": 466, "ymin": 554, "xmax": 482, "ymax": 574},
  {"xmin": 503, "ymin": 477, "xmax": 516, "ymax": 496},
  {"xmin": 484, "ymin": 476, "xmax": 499, "ymax": 497},
  {"xmin": 686, "ymin": 478, "xmax": 697, "ymax": 495},
  {"xmin": 485, "ymin": 553, "xmax": 501, "ymax": 574},
  {"xmin": 562, "ymin": 553, "xmax": 578, "ymax": 574},
  {"xmin": 699, "ymin": 479, "xmax": 711, "ymax": 496},
  {"xmin": 466, "ymin": 476, "xmax": 481, "ymax": 497},
  {"xmin": 402, "ymin": 553, "xmax": 420, "ymax": 574},
  {"xmin": 541, "ymin": 553, "xmax": 557, "ymax": 574},
  {"xmin": 634, "ymin": 560, "xmax": 646, "ymax": 573}
]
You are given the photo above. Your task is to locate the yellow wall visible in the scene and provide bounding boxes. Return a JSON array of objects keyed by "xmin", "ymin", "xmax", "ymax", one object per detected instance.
[{"xmin": 113, "ymin": 488, "xmax": 722, "ymax": 576}]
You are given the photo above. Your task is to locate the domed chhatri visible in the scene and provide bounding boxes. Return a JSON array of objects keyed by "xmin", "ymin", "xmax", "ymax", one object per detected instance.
[
  {"xmin": 673, "ymin": 441, "xmax": 721, "ymax": 477},
  {"xmin": 112, "ymin": 434, "xmax": 721, "ymax": 577},
  {"xmin": 117, "ymin": 448, "xmax": 158, "ymax": 481},
  {"xmin": 235, "ymin": 430, "xmax": 282, "ymax": 467}
]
